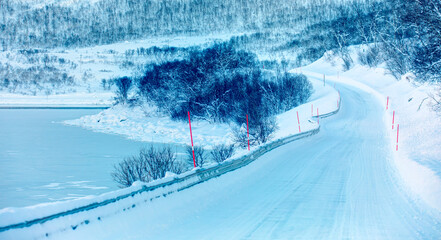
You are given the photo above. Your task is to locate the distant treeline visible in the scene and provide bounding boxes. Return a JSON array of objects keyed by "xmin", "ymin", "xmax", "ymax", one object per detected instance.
[
  {"xmin": 0, "ymin": 0, "xmax": 378, "ymax": 50},
  {"xmin": 3, "ymin": 0, "xmax": 439, "ymax": 83}
]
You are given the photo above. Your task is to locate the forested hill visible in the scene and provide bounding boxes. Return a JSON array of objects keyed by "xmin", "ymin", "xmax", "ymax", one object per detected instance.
[{"xmin": 0, "ymin": 0, "xmax": 378, "ymax": 50}]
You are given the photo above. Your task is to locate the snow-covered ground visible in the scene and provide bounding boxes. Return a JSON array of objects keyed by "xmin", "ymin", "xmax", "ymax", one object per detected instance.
[{"xmin": 297, "ymin": 49, "xmax": 441, "ymax": 212}]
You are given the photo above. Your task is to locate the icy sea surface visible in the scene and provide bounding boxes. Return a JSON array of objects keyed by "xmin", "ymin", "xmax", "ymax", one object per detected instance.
[{"xmin": 0, "ymin": 109, "xmax": 179, "ymax": 209}]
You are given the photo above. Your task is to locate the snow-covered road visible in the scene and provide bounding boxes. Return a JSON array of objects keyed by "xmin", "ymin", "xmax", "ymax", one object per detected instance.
[{"xmin": 8, "ymin": 82, "xmax": 441, "ymax": 239}]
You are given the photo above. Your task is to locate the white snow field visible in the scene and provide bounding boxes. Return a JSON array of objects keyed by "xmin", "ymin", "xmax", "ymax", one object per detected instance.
[{"xmin": 1, "ymin": 73, "xmax": 440, "ymax": 239}]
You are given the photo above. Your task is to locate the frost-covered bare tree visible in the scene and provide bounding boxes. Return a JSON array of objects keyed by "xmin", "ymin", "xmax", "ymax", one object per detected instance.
[
  {"xmin": 211, "ymin": 144, "xmax": 235, "ymax": 163},
  {"xmin": 400, "ymin": 0, "xmax": 441, "ymax": 82},
  {"xmin": 111, "ymin": 156, "xmax": 150, "ymax": 188},
  {"xmin": 112, "ymin": 145, "xmax": 186, "ymax": 187},
  {"xmin": 428, "ymin": 88, "xmax": 441, "ymax": 113},
  {"xmin": 140, "ymin": 146, "xmax": 180, "ymax": 180},
  {"xmin": 115, "ymin": 76, "xmax": 132, "ymax": 103},
  {"xmin": 186, "ymin": 145, "xmax": 206, "ymax": 167}
]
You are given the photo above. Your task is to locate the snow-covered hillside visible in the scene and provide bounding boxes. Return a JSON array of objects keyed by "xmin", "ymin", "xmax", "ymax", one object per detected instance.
[{"xmin": 0, "ymin": 34, "xmax": 236, "ymax": 101}]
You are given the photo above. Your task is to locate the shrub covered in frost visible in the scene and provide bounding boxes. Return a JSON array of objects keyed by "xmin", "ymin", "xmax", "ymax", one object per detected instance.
[
  {"xmin": 138, "ymin": 43, "xmax": 312, "ymax": 126},
  {"xmin": 186, "ymin": 145, "xmax": 206, "ymax": 167},
  {"xmin": 112, "ymin": 145, "xmax": 186, "ymax": 187},
  {"xmin": 211, "ymin": 144, "xmax": 235, "ymax": 163}
]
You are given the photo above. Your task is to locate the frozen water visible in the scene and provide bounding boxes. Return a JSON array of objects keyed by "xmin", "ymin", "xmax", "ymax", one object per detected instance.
[{"xmin": 0, "ymin": 109, "xmax": 183, "ymax": 208}]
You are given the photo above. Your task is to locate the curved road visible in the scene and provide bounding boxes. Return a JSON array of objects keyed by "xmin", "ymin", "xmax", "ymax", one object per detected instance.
[{"xmin": 44, "ymin": 83, "xmax": 441, "ymax": 239}]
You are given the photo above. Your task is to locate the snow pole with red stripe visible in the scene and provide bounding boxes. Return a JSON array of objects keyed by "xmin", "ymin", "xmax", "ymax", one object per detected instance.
[
  {"xmin": 246, "ymin": 114, "xmax": 250, "ymax": 151},
  {"xmin": 386, "ymin": 96, "xmax": 389, "ymax": 110},
  {"xmin": 392, "ymin": 110, "xmax": 395, "ymax": 129},
  {"xmin": 396, "ymin": 124, "xmax": 399, "ymax": 151},
  {"xmin": 317, "ymin": 108, "xmax": 319, "ymax": 124},
  {"xmin": 297, "ymin": 111, "xmax": 301, "ymax": 133},
  {"xmin": 188, "ymin": 111, "xmax": 196, "ymax": 168}
]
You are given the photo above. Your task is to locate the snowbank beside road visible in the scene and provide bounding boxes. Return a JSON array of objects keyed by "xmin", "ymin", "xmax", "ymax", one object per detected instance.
[{"xmin": 297, "ymin": 51, "xmax": 441, "ymax": 212}]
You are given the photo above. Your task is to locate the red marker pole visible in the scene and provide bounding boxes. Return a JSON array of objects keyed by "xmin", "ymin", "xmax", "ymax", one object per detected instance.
[
  {"xmin": 392, "ymin": 110, "xmax": 395, "ymax": 129},
  {"xmin": 246, "ymin": 114, "xmax": 250, "ymax": 151},
  {"xmin": 317, "ymin": 108, "xmax": 319, "ymax": 124},
  {"xmin": 396, "ymin": 124, "xmax": 399, "ymax": 151},
  {"xmin": 296, "ymin": 111, "xmax": 301, "ymax": 133},
  {"xmin": 188, "ymin": 111, "xmax": 196, "ymax": 168},
  {"xmin": 386, "ymin": 96, "xmax": 389, "ymax": 110}
]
